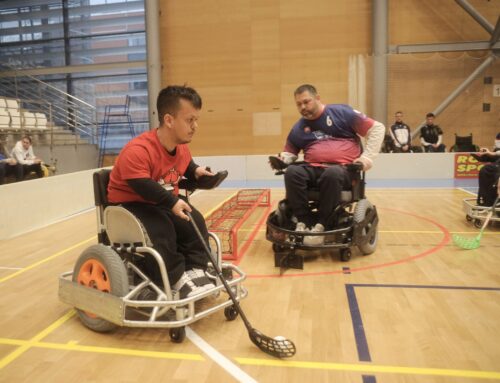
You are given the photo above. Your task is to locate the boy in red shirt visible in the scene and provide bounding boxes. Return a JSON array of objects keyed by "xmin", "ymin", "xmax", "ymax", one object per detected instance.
[{"xmin": 108, "ymin": 85, "xmax": 215, "ymax": 299}]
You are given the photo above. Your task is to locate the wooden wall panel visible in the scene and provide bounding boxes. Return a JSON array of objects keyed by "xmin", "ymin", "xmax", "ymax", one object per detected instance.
[
  {"xmin": 159, "ymin": 0, "xmax": 499, "ymax": 155},
  {"xmin": 159, "ymin": 0, "xmax": 372, "ymax": 156},
  {"xmin": 389, "ymin": 0, "xmax": 497, "ymax": 44}
]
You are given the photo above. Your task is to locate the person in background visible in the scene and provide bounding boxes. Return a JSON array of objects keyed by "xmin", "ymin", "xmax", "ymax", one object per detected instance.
[
  {"xmin": 420, "ymin": 112, "xmax": 446, "ymax": 152},
  {"xmin": 0, "ymin": 141, "xmax": 23, "ymax": 185},
  {"xmin": 474, "ymin": 133, "xmax": 500, "ymax": 207},
  {"xmin": 389, "ymin": 111, "xmax": 413, "ymax": 153},
  {"xmin": 10, "ymin": 135, "xmax": 44, "ymax": 180}
]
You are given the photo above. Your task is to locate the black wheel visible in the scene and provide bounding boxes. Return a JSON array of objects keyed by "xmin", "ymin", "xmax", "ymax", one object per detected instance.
[
  {"xmin": 466, "ymin": 215, "xmax": 472, "ymax": 222},
  {"xmin": 473, "ymin": 219, "xmax": 483, "ymax": 228},
  {"xmin": 353, "ymin": 199, "xmax": 378, "ymax": 255},
  {"xmin": 340, "ymin": 248, "xmax": 351, "ymax": 262},
  {"xmin": 72, "ymin": 244, "xmax": 129, "ymax": 333},
  {"xmin": 170, "ymin": 327, "xmax": 186, "ymax": 343},
  {"xmin": 224, "ymin": 305, "xmax": 239, "ymax": 321},
  {"xmin": 272, "ymin": 243, "xmax": 288, "ymax": 253}
]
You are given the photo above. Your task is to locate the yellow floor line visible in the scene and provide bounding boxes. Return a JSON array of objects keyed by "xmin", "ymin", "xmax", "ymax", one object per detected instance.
[
  {"xmin": 0, "ymin": 236, "xmax": 96, "ymax": 284},
  {"xmin": 235, "ymin": 357, "xmax": 500, "ymax": 380},
  {"xmin": 0, "ymin": 310, "xmax": 75, "ymax": 369},
  {"xmin": 0, "ymin": 337, "xmax": 203, "ymax": 362},
  {"xmin": 0, "ymin": 310, "xmax": 204, "ymax": 370}
]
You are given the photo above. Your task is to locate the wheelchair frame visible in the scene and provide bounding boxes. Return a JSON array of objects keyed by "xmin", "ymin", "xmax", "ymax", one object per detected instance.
[
  {"xmin": 58, "ymin": 169, "xmax": 247, "ymax": 343},
  {"xmin": 265, "ymin": 163, "xmax": 379, "ymax": 273},
  {"xmin": 462, "ymin": 198, "xmax": 500, "ymax": 228}
]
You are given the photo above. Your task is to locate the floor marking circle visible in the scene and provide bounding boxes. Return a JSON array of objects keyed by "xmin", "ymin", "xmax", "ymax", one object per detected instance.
[{"xmin": 248, "ymin": 207, "xmax": 451, "ymax": 278}]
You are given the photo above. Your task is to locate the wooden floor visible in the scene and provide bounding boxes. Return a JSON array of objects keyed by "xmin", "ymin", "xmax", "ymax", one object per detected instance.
[{"xmin": 1, "ymin": 187, "xmax": 499, "ymax": 383}]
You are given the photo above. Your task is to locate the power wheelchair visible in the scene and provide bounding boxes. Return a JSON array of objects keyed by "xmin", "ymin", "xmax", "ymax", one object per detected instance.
[
  {"xmin": 58, "ymin": 169, "xmax": 247, "ymax": 343},
  {"xmin": 266, "ymin": 158, "xmax": 379, "ymax": 272}
]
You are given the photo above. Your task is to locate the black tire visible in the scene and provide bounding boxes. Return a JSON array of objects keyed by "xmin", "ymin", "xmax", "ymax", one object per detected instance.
[
  {"xmin": 170, "ymin": 327, "xmax": 186, "ymax": 343},
  {"xmin": 465, "ymin": 215, "xmax": 472, "ymax": 222},
  {"xmin": 340, "ymin": 248, "xmax": 351, "ymax": 262},
  {"xmin": 72, "ymin": 244, "xmax": 129, "ymax": 333},
  {"xmin": 224, "ymin": 305, "xmax": 239, "ymax": 321},
  {"xmin": 473, "ymin": 219, "xmax": 482, "ymax": 228},
  {"xmin": 353, "ymin": 199, "xmax": 378, "ymax": 255}
]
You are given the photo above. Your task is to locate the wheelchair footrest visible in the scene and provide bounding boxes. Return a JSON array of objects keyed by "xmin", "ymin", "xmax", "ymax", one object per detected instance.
[{"xmin": 274, "ymin": 251, "xmax": 304, "ymax": 274}]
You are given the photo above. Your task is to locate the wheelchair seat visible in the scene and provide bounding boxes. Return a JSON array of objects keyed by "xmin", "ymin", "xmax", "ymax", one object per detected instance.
[{"xmin": 306, "ymin": 164, "xmax": 365, "ymax": 204}]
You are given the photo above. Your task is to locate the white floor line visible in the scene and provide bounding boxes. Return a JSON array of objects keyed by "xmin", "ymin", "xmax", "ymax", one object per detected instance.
[
  {"xmin": 186, "ymin": 327, "xmax": 258, "ymax": 383},
  {"xmin": 458, "ymin": 187, "xmax": 477, "ymax": 196},
  {"xmin": 0, "ymin": 266, "xmax": 23, "ymax": 270}
]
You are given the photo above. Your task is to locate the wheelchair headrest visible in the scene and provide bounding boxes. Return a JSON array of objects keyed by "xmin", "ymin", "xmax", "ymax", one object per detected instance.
[{"xmin": 93, "ymin": 169, "xmax": 111, "ymax": 207}]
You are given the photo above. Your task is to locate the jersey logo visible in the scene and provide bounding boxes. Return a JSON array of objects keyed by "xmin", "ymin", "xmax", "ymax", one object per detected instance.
[
  {"xmin": 326, "ymin": 115, "xmax": 333, "ymax": 126},
  {"xmin": 158, "ymin": 168, "xmax": 180, "ymax": 193}
]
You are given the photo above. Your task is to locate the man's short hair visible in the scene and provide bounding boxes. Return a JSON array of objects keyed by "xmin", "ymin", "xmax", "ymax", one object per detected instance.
[
  {"xmin": 395, "ymin": 111, "xmax": 403, "ymax": 115},
  {"xmin": 294, "ymin": 84, "xmax": 317, "ymax": 97},
  {"xmin": 426, "ymin": 112, "xmax": 435, "ymax": 118},
  {"xmin": 22, "ymin": 135, "xmax": 32, "ymax": 143},
  {"xmin": 157, "ymin": 85, "xmax": 202, "ymax": 123}
]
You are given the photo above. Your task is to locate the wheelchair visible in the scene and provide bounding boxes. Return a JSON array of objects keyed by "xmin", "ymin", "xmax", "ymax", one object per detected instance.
[
  {"xmin": 266, "ymin": 158, "xmax": 379, "ymax": 272},
  {"xmin": 58, "ymin": 169, "xmax": 247, "ymax": 343}
]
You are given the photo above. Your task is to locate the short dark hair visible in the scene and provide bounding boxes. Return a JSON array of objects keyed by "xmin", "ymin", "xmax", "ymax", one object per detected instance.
[
  {"xmin": 426, "ymin": 112, "xmax": 435, "ymax": 118},
  {"xmin": 22, "ymin": 135, "xmax": 32, "ymax": 143},
  {"xmin": 157, "ymin": 85, "xmax": 202, "ymax": 123},
  {"xmin": 294, "ymin": 84, "xmax": 317, "ymax": 97}
]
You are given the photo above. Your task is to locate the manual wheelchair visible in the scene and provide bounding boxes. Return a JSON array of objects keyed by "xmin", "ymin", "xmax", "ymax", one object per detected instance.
[
  {"xmin": 266, "ymin": 158, "xmax": 379, "ymax": 272},
  {"xmin": 58, "ymin": 169, "xmax": 247, "ymax": 343}
]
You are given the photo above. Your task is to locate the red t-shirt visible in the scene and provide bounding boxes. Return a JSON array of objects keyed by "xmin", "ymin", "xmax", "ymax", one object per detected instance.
[{"xmin": 107, "ymin": 129, "xmax": 192, "ymax": 203}]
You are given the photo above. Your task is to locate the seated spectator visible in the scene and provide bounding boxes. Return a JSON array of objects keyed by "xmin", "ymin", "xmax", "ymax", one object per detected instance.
[
  {"xmin": 389, "ymin": 111, "xmax": 414, "ymax": 153},
  {"xmin": 10, "ymin": 135, "xmax": 44, "ymax": 180},
  {"xmin": 0, "ymin": 141, "xmax": 23, "ymax": 185},
  {"xmin": 420, "ymin": 113, "xmax": 446, "ymax": 152}
]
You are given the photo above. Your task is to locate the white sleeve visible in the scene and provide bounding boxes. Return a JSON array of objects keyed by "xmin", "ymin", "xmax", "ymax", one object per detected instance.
[{"xmin": 360, "ymin": 120, "xmax": 385, "ymax": 162}]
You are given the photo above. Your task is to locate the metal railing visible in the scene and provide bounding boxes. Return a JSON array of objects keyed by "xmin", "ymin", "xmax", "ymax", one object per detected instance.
[{"xmin": 0, "ymin": 64, "xmax": 98, "ymax": 146}]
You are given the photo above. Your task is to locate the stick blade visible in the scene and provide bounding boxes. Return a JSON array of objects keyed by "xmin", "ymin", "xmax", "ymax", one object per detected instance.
[
  {"xmin": 452, "ymin": 234, "xmax": 480, "ymax": 250},
  {"xmin": 249, "ymin": 329, "xmax": 296, "ymax": 358}
]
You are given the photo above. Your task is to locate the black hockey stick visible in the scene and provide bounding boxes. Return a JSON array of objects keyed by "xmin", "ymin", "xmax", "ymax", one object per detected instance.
[{"xmin": 186, "ymin": 211, "xmax": 296, "ymax": 358}]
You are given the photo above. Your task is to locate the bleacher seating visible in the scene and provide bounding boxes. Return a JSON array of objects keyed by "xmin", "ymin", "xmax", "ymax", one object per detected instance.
[
  {"xmin": 0, "ymin": 97, "xmax": 49, "ymax": 131},
  {"xmin": 22, "ymin": 110, "xmax": 37, "ymax": 129},
  {"xmin": 35, "ymin": 113, "xmax": 47, "ymax": 130},
  {"xmin": 0, "ymin": 99, "xmax": 10, "ymax": 129},
  {"xmin": 4, "ymin": 98, "xmax": 21, "ymax": 130}
]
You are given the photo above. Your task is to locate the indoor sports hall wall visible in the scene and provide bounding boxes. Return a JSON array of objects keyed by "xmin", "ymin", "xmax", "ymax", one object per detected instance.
[
  {"xmin": 158, "ymin": 0, "xmax": 499, "ymax": 156},
  {"xmin": 0, "ymin": 153, "xmax": 461, "ymax": 240}
]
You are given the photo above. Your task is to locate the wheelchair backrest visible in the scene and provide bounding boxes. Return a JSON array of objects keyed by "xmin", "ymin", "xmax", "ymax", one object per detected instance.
[
  {"xmin": 453, "ymin": 133, "xmax": 477, "ymax": 152},
  {"xmin": 93, "ymin": 169, "xmax": 111, "ymax": 207},
  {"xmin": 93, "ymin": 169, "xmax": 111, "ymax": 244}
]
